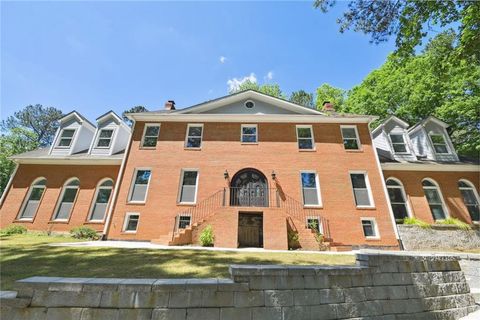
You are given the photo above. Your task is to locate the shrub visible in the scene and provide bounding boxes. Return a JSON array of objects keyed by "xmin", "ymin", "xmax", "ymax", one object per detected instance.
[
  {"xmin": 436, "ymin": 218, "xmax": 471, "ymax": 230},
  {"xmin": 70, "ymin": 226, "xmax": 100, "ymax": 240},
  {"xmin": 403, "ymin": 217, "xmax": 431, "ymax": 229},
  {"xmin": 0, "ymin": 225, "xmax": 27, "ymax": 236},
  {"xmin": 287, "ymin": 230, "xmax": 300, "ymax": 250},
  {"xmin": 199, "ymin": 225, "xmax": 214, "ymax": 247}
]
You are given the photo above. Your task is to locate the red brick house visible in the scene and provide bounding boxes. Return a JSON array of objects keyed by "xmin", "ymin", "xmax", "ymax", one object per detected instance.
[{"xmin": 1, "ymin": 91, "xmax": 478, "ymax": 250}]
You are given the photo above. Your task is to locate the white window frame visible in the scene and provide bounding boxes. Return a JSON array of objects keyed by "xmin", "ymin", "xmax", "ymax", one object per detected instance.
[
  {"xmin": 17, "ymin": 177, "xmax": 47, "ymax": 221},
  {"xmin": 422, "ymin": 178, "xmax": 449, "ymax": 220},
  {"xmin": 55, "ymin": 128, "xmax": 77, "ymax": 149},
  {"xmin": 360, "ymin": 217, "xmax": 380, "ymax": 239},
  {"xmin": 94, "ymin": 128, "xmax": 116, "ymax": 149},
  {"xmin": 428, "ymin": 133, "xmax": 450, "ymax": 155},
  {"xmin": 241, "ymin": 124, "xmax": 258, "ymax": 144},
  {"xmin": 385, "ymin": 177, "xmax": 412, "ymax": 220},
  {"xmin": 458, "ymin": 179, "xmax": 480, "ymax": 223},
  {"xmin": 141, "ymin": 123, "xmax": 161, "ymax": 149},
  {"xmin": 184, "ymin": 124, "xmax": 204, "ymax": 149},
  {"xmin": 177, "ymin": 169, "xmax": 199, "ymax": 205},
  {"xmin": 299, "ymin": 170, "xmax": 323, "ymax": 207},
  {"xmin": 306, "ymin": 216, "xmax": 324, "ymax": 234},
  {"xmin": 389, "ymin": 133, "xmax": 409, "ymax": 154},
  {"xmin": 177, "ymin": 214, "xmax": 192, "ymax": 230},
  {"xmin": 340, "ymin": 125, "xmax": 361, "ymax": 150},
  {"xmin": 296, "ymin": 125, "xmax": 315, "ymax": 151},
  {"xmin": 52, "ymin": 177, "xmax": 80, "ymax": 221},
  {"xmin": 349, "ymin": 171, "xmax": 375, "ymax": 208},
  {"xmin": 87, "ymin": 178, "xmax": 114, "ymax": 222},
  {"xmin": 127, "ymin": 168, "xmax": 152, "ymax": 204},
  {"xmin": 123, "ymin": 212, "xmax": 140, "ymax": 233}
]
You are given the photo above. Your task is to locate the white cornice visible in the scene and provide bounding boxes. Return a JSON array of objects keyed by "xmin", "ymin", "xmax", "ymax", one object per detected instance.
[
  {"xmin": 381, "ymin": 162, "xmax": 479, "ymax": 172},
  {"xmin": 13, "ymin": 158, "xmax": 122, "ymax": 165}
]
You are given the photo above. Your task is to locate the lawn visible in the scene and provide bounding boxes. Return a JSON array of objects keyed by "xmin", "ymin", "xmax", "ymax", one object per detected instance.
[{"xmin": 0, "ymin": 233, "xmax": 355, "ymax": 290}]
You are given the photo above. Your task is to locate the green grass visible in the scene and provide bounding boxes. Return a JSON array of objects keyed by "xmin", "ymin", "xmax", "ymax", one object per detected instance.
[
  {"xmin": 435, "ymin": 217, "xmax": 472, "ymax": 230},
  {"xmin": 0, "ymin": 233, "xmax": 355, "ymax": 290}
]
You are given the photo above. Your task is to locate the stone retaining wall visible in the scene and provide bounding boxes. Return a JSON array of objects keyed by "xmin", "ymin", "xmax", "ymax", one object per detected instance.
[
  {"xmin": 1, "ymin": 252, "xmax": 478, "ymax": 320},
  {"xmin": 398, "ymin": 225, "xmax": 480, "ymax": 251}
]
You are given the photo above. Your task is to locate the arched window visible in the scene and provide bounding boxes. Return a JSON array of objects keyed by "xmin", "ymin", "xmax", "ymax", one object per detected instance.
[
  {"xmin": 18, "ymin": 178, "xmax": 47, "ymax": 220},
  {"xmin": 386, "ymin": 178, "xmax": 410, "ymax": 222},
  {"xmin": 53, "ymin": 178, "xmax": 80, "ymax": 221},
  {"xmin": 458, "ymin": 180, "xmax": 480, "ymax": 222},
  {"xmin": 422, "ymin": 179, "xmax": 447, "ymax": 221},
  {"xmin": 88, "ymin": 179, "xmax": 114, "ymax": 221}
]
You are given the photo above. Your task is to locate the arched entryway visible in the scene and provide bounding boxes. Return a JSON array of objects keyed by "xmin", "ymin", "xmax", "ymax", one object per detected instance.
[{"xmin": 230, "ymin": 168, "xmax": 268, "ymax": 207}]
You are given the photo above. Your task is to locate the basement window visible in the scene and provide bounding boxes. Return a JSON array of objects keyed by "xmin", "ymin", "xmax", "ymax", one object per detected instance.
[
  {"xmin": 124, "ymin": 213, "xmax": 140, "ymax": 233},
  {"xmin": 178, "ymin": 215, "xmax": 191, "ymax": 229},
  {"xmin": 361, "ymin": 218, "xmax": 379, "ymax": 239}
]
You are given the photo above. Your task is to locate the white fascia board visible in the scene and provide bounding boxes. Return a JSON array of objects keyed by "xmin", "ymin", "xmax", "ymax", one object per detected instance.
[
  {"xmin": 381, "ymin": 163, "xmax": 480, "ymax": 172},
  {"xmin": 12, "ymin": 157, "xmax": 122, "ymax": 165}
]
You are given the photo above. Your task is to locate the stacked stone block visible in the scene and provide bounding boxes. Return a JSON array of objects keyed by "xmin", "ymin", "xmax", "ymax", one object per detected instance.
[{"xmin": 1, "ymin": 252, "xmax": 478, "ymax": 319}]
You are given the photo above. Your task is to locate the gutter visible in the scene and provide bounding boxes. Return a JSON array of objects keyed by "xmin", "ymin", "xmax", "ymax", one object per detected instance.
[{"xmin": 381, "ymin": 163, "xmax": 480, "ymax": 172}]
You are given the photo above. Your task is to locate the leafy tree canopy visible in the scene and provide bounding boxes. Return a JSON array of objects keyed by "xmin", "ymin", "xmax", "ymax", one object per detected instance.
[
  {"xmin": 122, "ymin": 106, "xmax": 149, "ymax": 126},
  {"xmin": 290, "ymin": 90, "xmax": 314, "ymax": 108},
  {"xmin": 314, "ymin": 0, "xmax": 480, "ymax": 62},
  {"xmin": 1, "ymin": 104, "xmax": 63, "ymax": 147},
  {"xmin": 315, "ymin": 83, "xmax": 347, "ymax": 110},
  {"xmin": 230, "ymin": 80, "xmax": 287, "ymax": 99}
]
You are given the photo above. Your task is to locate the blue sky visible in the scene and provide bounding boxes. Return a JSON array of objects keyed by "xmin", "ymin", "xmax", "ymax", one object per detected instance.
[{"xmin": 1, "ymin": 1, "xmax": 395, "ymax": 121}]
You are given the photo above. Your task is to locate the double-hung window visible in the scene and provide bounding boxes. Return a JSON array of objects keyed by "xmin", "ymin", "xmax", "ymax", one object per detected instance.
[
  {"xmin": 18, "ymin": 178, "xmax": 47, "ymax": 220},
  {"xmin": 341, "ymin": 126, "xmax": 361, "ymax": 150},
  {"xmin": 458, "ymin": 180, "xmax": 480, "ymax": 222},
  {"xmin": 296, "ymin": 125, "xmax": 314, "ymax": 150},
  {"xmin": 350, "ymin": 172, "xmax": 374, "ymax": 207},
  {"xmin": 57, "ymin": 129, "xmax": 76, "ymax": 148},
  {"xmin": 361, "ymin": 218, "xmax": 379, "ymax": 239},
  {"xmin": 422, "ymin": 179, "xmax": 447, "ymax": 221},
  {"xmin": 96, "ymin": 129, "xmax": 114, "ymax": 148},
  {"xmin": 142, "ymin": 124, "xmax": 160, "ymax": 148},
  {"xmin": 89, "ymin": 179, "xmax": 114, "ymax": 221},
  {"xmin": 429, "ymin": 134, "xmax": 449, "ymax": 154},
  {"xmin": 386, "ymin": 178, "xmax": 409, "ymax": 221},
  {"xmin": 185, "ymin": 124, "xmax": 203, "ymax": 148},
  {"xmin": 241, "ymin": 124, "xmax": 257, "ymax": 143},
  {"xmin": 54, "ymin": 178, "xmax": 80, "ymax": 220},
  {"xmin": 178, "ymin": 215, "xmax": 192, "ymax": 229},
  {"xmin": 389, "ymin": 134, "xmax": 408, "ymax": 153},
  {"xmin": 178, "ymin": 170, "xmax": 199, "ymax": 204},
  {"xmin": 123, "ymin": 213, "xmax": 140, "ymax": 233},
  {"xmin": 129, "ymin": 169, "xmax": 151, "ymax": 203},
  {"xmin": 300, "ymin": 171, "xmax": 321, "ymax": 206}
]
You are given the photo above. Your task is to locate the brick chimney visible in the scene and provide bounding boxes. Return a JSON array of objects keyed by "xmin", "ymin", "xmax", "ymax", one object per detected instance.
[
  {"xmin": 322, "ymin": 101, "xmax": 335, "ymax": 112},
  {"xmin": 165, "ymin": 100, "xmax": 176, "ymax": 111}
]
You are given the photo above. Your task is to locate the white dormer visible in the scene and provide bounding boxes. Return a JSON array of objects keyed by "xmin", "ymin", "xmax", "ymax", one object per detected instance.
[
  {"xmin": 89, "ymin": 111, "xmax": 131, "ymax": 156},
  {"xmin": 49, "ymin": 111, "xmax": 96, "ymax": 156},
  {"xmin": 372, "ymin": 115, "xmax": 416, "ymax": 162},
  {"xmin": 408, "ymin": 116, "xmax": 459, "ymax": 162}
]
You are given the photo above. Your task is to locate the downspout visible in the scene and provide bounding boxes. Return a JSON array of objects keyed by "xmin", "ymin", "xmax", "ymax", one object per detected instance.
[
  {"xmin": 368, "ymin": 119, "xmax": 401, "ymax": 248},
  {"xmin": 0, "ymin": 162, "xmax": 19, "ymax": 209},
  {"xmin": 101, "ymin": 120, "xmax": 135, "ymax": 239}
]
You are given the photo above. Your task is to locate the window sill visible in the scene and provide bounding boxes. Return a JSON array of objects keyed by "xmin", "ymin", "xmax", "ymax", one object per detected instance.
[
  {"xmin": 49, "ymin": 220, "xmax": 69, "ymax": 224},
  {"xmin": 127, "ymin": 201, "xmax": 146, "ymax": 205},
  {"xmin": 177, "ymin": 202, "xmax": 197, "ymax": 206},
  {"xmin": 13, "ymin": 219, "xmax": 34, "ymax": 223},
  {"xmin": 139, "ymin": 147, "xmax": 157, "ymax": 150},
  {"xmin": 121, "ymin": 231, "xmax": 137, "ymax": 234},
  {"xmin": 241, "ymin": 142, "xmax": 258, "ymax": 145},
  {"xmin": 345, "ymin": 149, "xmax": 364, "ymax": 153},
  {"xmin": 365, "ymin": 237, "xmax": 381, "ymax": 241},
  {"xmin": 356, "ymin": 206, "xmax": 376, "ymax": 210},
  {"xmin": 85, "ymin": 221, "xmax": 104, "ymax": 224},
  {"xmin": 184, "ymin": 147, "xmax": 202, "ymax": 151},
  {"xmin": 298, "ymin": 149, "xmax": 316, "ymax": 152},
  {"xmin": 303, "ymin": 205, "xmax": 323, "ymax": 209}
]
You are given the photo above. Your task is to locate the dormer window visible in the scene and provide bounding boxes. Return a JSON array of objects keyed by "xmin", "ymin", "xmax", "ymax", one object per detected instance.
[
  {"xmin": 96, "ymin": 129, "xmax": 114, "ymax": 148},
  {"xmin": 429, "ymin": 134, "xmax": 449, "ymax": 154},
  {"xmin": 57, "ymin": 129, "xmax": 76, "ymax": 148},
  {"xmin": 389, "ymin": 134, "xmax": 408, "ymax": 153}
]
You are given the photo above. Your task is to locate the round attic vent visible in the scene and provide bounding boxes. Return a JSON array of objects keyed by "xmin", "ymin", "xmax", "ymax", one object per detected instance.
[{"xmin": 245, "ymin": 100, "xmax": 255, "ymax": 109}]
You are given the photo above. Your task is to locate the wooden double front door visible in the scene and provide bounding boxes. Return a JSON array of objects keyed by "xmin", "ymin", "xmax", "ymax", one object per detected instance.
[{"xmin": 238, "ymin": 212, "xmax": 263, "ymax": 248}]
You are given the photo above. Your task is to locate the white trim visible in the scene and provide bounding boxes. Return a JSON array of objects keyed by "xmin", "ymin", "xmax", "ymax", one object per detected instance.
[
  {"xmin": 458, "ymin": 179, "xmax": 480, "ymax": 222},
  {"xmin": 349, "ymin": 171, "xmax": 375, "ymax": 208},
  {"xmin": 12, "ymin": 157, "xmax": 123, "ymax": 165},
  {"xmin": 340, "ymin": 125, "xmax": 362, "ymax": 150},
  {"xmin": 16, "ymin": 177, "xmax": 47, "ymax": 221},
  {"xmin": 388, "ymin": 132, "xmax": 410, "ymax": 155},
  {"xmin": 55, "ymin": 128, "xmax": 77, "ymax": 149},
  {"xmin": 241, "ymin": 124, "xmax": 258, "ymax": 144},
  {"xmin": 380, "ymin": 163, "xmax": 479, "ymax": 172},
  {"xmin": 87, "ymin": 178, "xmax": 114, "ymax": 222},
  {"xmin": 184, "ymin": 124, "xmax": 204, "ymax": 149},
  {"xmin": 127, "ymin": 168, "xmax": 152, "ymax": 204},
  {"xmin": 385, "ymin": 177, "xmax": 412, "ymax": 219},
  {"xmin": 360, "ymin": 217, "xmax": 381, "ymax": 239},
  {"xmin": 93, "ymin": 128, "xmax": 116, "ymax": 149},
  {"xmin": 123, "ymin": 212, "xmax": 140, "ymax": 233},
  {"xmin": 428, "ymin": 133, "xmax": 451, "ymax": 155},
  {"xmin": 0, "ymin": 163, "xmax": 18, "ymax": 208},
  {"xmin": 177, "ymin": 169, "xmax": 199, "ymax": 205},
  {"xmin": 299, "ymin": 170, "xmax": 323, "ymax": 207},
  {"xmin": 296, "ymin": 125, "xmax": 315, "ymax": 150},
  {"xmin": 140, "ymin": 123, "xmax": 161, "ymax": 149},
  {"xmin": 52, "ymin": 177, "xmax": 80, "ymax": 221},
  {"xmin": 422, "ymin": 178, "xmax": 450, "ymax": 220},
  {"xmin": 177, "ymin": 213, "xmax": 192, "ymax": 229}
]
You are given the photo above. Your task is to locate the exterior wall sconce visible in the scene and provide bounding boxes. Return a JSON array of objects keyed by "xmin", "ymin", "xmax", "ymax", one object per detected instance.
[
  {"xmin": 271, "ymin": 170, "xmax": 276, "ymax": 180},
  {"xmin": 224, "ymin": 170, "xmax": 229, "ymax": 179}
]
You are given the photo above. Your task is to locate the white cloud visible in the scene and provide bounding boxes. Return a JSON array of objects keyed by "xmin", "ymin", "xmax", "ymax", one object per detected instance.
[
  {"xmin": 219, "ymin": 56, "xmax": 227, "ymax": 64},
  {"xmin": 227, "ymin": 73, "xmax": 257, "ymax": 92},
  {"xmin": 265, "ymin": 71, "xmax": 274, "ymax": 81}
]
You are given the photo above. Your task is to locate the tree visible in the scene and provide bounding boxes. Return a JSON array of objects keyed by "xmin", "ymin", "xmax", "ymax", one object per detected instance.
[
  {"xmin": 1, "ymin": 104, "xmax": 63, "ymax": 146},
  {"xmin": 231, "ymin": 80, "xmax": 286, "ymax": 99},
  {"xmin": 290, "ymin": 90, "xmax": 314, "ymax": 108},
  {"xmin": 344, "ymin": 30, "xmax": 480, "ymax": 156},
  {"xmin": 0, "ymin": 128, "xmax": 39, "ymax": 195},
  {"xmin": 314, "ymin": 0, "xmax": 480, "ymax": 62},
  {"xmin": 122, "ymin": 106, "xmax": 149, "ymax": 126},
  {"xmin": 315, "ymin": 83, "xmax": 346, "ymax": 110}
]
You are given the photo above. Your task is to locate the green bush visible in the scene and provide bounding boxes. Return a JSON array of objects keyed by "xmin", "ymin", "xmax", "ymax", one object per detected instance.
[
  {"xmin": 199, "ymin": 225, "xmax": 214, "ymax": 247},
  {"xmin": 0, "ymin": 225, "xmax": 27, "ymax": 236},
  {"xmin": 403, "ymin": 217, "xmax": 431, "ymax": 229},
  {"xmin": 436, "ymin": 218, "xmax": 471, "ymax": 230},
  {"xmin": 287, "ymin": 230, "xmax": 300, "ymax": 250},
  {"xmin": 70, "ymin": 226, "xmax": 100, "ymax": 240}
]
